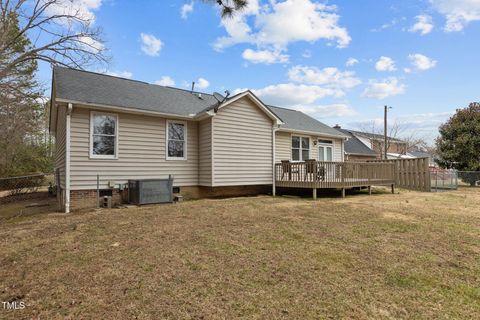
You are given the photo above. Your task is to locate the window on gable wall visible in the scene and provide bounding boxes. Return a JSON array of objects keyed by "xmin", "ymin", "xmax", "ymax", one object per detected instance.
[
  {"xmin": 167, "ymin": 120, "xmax": 186, "ymax": 160},
  {"xmin": 90, "ymin": 112, "xmax": 118, "ymax": 159},
  {"xmin": 292, "ymin": 136, "xmax": 310, "ymax": 161}
]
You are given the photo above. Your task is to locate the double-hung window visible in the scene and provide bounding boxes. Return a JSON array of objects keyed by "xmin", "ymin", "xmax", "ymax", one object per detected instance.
[
  {"xmin": 90, "ymin": 112, "xmax": 118, "ymax": 159},
  {"xmin": 292, "ymin": 136, "xmax": 310, "ymax": 161},
  {"xmin": 166, "ymin": 120, "xmax": 187, "ymax": 160}
]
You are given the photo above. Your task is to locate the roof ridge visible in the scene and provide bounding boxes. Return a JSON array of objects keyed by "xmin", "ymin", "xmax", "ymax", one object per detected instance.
[
  {"xmin": 53, "ymin": 65, "xmax": 152, "ymax": 86},
  {"xmin": 53, "ymin": 66, "xmax": 215, "ymax": 97},
  {"xmin": 163, "ymin": 85, "xmax": 214, "ymax": 97},
  {"xmin": 267, "ymin": 105, "xmax": 302, "ymax": 112}
]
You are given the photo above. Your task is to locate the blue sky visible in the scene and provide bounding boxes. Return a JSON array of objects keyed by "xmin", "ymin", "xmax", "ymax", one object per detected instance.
[{"xmin": 37, "ymin": 0, "xmax": 480, "ymax": 143}]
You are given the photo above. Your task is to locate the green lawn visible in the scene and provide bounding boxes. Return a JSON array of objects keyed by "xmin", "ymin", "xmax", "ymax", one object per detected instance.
[{"xmin": 1, "ymin": 187, "xmax": 479, "ymax": 319}]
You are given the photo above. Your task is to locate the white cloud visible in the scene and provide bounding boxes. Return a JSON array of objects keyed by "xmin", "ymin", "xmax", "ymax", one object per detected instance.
[
  {"xmin": 293, "ymin": 104, "xmax": 357, "ymax": 118},
  {"xmin": 302, "ymin": 50, "xmax": 312, "ymax": 58},
  {"xmin": 287, "ymin": 65, "xmax": 361, "ymax": 95},
  {"xmin": 408, "ymin": 53, "xmax": 437, "ymax": 71},
  {"xmin": 371, "ymin": 17, "xmax": 406, "ymax": 32},
  {"xmin": 214, "ymin": 0, "xmax": 350, "ymax": 55},
  {"xmin": 409, "ymin": 15, "xmax": 434, "ymax": 35},
  {"xmin": 348, "ymin": 111, "xmax": 454, "ymax": 143},
  {"xmin": 375, "ymin": 56, "xmax": 396, "ymax": 72},
  {"xmin": 181, "ymin": 2, "xmax": 194, "ymax": 19},
  {"xmin": 242, "ymin": 48, "xmax": 289, "ymax": 64},
  {"xmin": 78, "ymin": 36, "xmax": 105, "ymax": 53},
  {"xmin": 105, "ymin": 70, "xmax": 133, "ymax": 78},
  {"xmin": 362, "ymin": 77, "xmax": 406, "ymax": 99},
  {"xmin": 155, "ymin": 76, "xmax": 175, "ymax": 86},
  {"xmin": 46, "ymin": 0, "xmax": 103, "ymax": 24},
  {"xmin": 430, "ymin": 0, "xmax": 480, "ymax": 32},
  {"xmin": 251, "ymin": 83, "xmax": 336, "ymax": 106},
  {"xmin": 140, "ymin": 33, "xmax": 163, "ymax": 56},
  {"xmin": 195, "ymin": 78, "xmax": 210, "ymax": 89},
  {"xmin": 346, "ymin": 58, "xmax": 359, "ymax": 67}
]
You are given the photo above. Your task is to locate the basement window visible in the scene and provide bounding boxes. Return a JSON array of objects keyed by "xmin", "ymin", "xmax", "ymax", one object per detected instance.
[{"xmin": 90, "ymin": 112, "xmax": 118, "ymax": 159}]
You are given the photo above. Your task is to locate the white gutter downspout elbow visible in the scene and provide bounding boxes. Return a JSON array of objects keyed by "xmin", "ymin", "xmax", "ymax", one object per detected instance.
[{"xmin": 65, "ymin": 103, "xmax": 73, "ymax": 213}]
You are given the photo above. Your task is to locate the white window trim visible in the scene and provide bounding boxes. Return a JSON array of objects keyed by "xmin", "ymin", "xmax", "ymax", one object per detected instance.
[
  {"xmin": 291, "ymin": 134, "xmax": 311, "ymax": 162},
  {"xmin": 318, "ymin": 139, "xmax": 335, "ymax": 162},
  {"xmin": 166, "ymin": 119, "xmax": 187, "ymax": 161},
  {"xmin": 89, "ymin": 111, "xmax": 119, "ymax": 160}
]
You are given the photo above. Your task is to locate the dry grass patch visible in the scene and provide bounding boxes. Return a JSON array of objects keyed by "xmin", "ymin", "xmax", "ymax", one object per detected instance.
[{"xmin": 1, "ymin": 188, "xmax": 479, "ymax": 319}]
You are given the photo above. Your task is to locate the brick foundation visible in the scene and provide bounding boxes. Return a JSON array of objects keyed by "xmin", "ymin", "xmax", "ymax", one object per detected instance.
[
  {"xmin": 70, "ymin": 189, "xmax": 126, "ymax": 211},
  {"xmin": 180, "ymin": 185, "xmax": 272, "ymax": 200},
  {"xmin": 69, "ymin": 185, "xmax": 272, "ymax": 211}
]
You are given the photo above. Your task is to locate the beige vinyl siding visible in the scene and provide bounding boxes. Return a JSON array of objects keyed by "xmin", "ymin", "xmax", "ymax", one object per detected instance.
[
  {"xmin": 55, "ymin": 104, "xmax": 67, "ymax": 189},
  {"xmin": 212, "ymin": 97, "xmax": 273, "ymax": 186},
  {"xmin": 70, "ymin": 106, "xmax": 199, "ymax": 190},
  {"xmin": 198, "ymin": 117, "xmax": 212, "ymax": 186},
  {"xmin": 275, "ymin": 131, "xmax": 291, "ymax": 161},
  {"xmin": 275, "ymin": 131, "xmax": 344, "ymax": 162},
  {"xmin": 332, "ymin": 138, "xmax": 344, "ymax": 162}
]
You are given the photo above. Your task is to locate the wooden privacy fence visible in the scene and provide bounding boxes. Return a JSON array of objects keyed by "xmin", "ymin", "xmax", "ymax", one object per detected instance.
[{"xmin": 368, "ymin": 158, "xmax": 431, "ymax": 192}]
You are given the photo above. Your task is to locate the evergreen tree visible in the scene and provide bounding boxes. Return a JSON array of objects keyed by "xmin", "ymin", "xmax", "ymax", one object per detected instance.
[{"xmin": 436, "ymin": 103, "xmax": 480, "ymax": 173}]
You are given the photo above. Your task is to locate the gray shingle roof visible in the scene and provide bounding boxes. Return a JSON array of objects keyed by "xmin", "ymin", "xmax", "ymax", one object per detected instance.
[
  {"xmin": 337, "ymin": 129, "xmax": 377, "ymax": 156},
  {"xmin": 409, "ymin": 150, "xmax": 431, "ymax": 158},
  {"xmin": 267, "ymin": 106, "xmax": 347, "ymax": 138},
  {"xmin": 347, "ymin": 129, "xmax": 405, "ymax": 143},
  {"xmin": 53, "ymin": 66, "xmax": 218, "ymax": 116},
  {"xmin": 53, "ymin": 67, "xmax": 345, "ymax": 137}
]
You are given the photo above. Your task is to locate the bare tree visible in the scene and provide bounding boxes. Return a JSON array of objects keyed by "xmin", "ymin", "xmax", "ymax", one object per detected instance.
[
  {"xmin": 359, "ymin": 120, "xmax": 407, "ymax": 158},
  {"xmin": 204, "ymin": 0, "xmax": 248, "ymax": 18},
  {"xmin": 0, "ymin": 0, "xmax": 109, "ymax": 80}
]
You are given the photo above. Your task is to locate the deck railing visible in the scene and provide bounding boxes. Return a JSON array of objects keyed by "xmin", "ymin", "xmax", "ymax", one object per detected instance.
[{"xmin": 275, "ymin": 161, "xmax": 395, "ymax": 189}]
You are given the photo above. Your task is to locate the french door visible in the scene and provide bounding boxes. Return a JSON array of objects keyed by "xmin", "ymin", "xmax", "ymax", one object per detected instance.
[{"xmin": 318, "ymin": 145, "xmax": 333, "ymax": 162}]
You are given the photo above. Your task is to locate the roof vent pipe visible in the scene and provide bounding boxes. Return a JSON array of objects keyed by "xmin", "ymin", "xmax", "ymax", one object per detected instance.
[{"xmin": 191, "ymin": 81, "xmax": 195, "ymax": 93}]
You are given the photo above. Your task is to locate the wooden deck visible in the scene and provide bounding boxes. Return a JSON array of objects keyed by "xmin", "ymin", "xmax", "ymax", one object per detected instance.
[{"xmin": 274, "ymin": 161, "xmax": 395, "ymax": 198}]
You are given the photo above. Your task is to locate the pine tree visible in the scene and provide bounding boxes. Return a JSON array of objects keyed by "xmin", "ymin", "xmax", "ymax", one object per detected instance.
[{"xmin": 0, "ymin": 11, "xmax": 48, "ymax": 176}]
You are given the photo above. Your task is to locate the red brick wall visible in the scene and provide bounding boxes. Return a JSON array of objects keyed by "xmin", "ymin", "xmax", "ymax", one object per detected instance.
[
  {"xmin": 346, "ymin": 154, "xmax": 377, "ymax": 162},
  {"xmin": 68, "ymin": 185, "xmax": 271, "ymax": 211},
  {"xmin": 70, "ymin": 189, "xmax": 125, "ymax": 211}
]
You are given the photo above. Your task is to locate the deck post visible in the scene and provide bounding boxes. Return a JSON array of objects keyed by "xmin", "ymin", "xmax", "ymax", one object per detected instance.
[
  {"xmin": 391, "ymin": 184, "xmax": 395, "ymax": 194},
  {"xmin": 341, "ymin": 188, "xmax": 346, "ymax": 198},
  {"xmin": 312, "ymin": 188, "xmax": 317, "ymax": 200},
  {"xmin": 368, "ymin": 186, "xmax": 372, "ymax": 195}
]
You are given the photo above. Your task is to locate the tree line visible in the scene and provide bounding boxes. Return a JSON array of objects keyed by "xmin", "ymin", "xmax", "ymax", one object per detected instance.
[{"xmin": 0, "ymin": 0, "xmax": 245, "ymax": 177}]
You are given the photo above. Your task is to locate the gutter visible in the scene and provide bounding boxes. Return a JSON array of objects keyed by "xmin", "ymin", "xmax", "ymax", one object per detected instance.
[
  {"xmin": 55, "ymin": 98, "xmax": 197, "ymax": 120},
  {"xmin": 65, "ymin": 103, "xmax": 73, "ymax": 213},
  {"xmin": 277, "ymin": 128, "xmax": 348, "ymax": 140}
]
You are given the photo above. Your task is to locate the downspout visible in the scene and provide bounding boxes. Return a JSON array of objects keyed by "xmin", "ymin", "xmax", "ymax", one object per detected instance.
[
  {"xmin": 65, "ymin": 103, "xmax": 73, "ymax": 213},
  {"xmin": 272, "ymin": 125, "xmax": 279, "ymax": 197}
]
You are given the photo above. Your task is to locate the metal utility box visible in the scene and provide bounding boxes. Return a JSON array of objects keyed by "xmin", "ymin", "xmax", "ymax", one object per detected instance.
[{"xmin": 128, "ymin": 177, "xmax": 174, "ymax": 205}]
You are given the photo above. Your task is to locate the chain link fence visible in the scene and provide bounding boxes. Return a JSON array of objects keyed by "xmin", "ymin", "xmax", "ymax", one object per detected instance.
[
  {"xmin": 430, "ymin": 168, "xmax": 458, "ymax": 191},
  {"xmin": 457, "ymin": 171, "xmax": 480, "ymax": 187},
  {"xmin": 0, "ymin": 174, "xmax": 54, "ymax": 198}
]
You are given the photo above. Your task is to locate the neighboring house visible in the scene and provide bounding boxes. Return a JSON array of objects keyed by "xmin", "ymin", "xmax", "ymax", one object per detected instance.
[
  {"xmin": 408, "ymin": 150, "xmax": 437, "ymax": 167},
  {"xmin": 334, "ymin": 128, "xmax": 377, "ymax": 161},
  {"xmin": 333, "ymin": 125, "xmax": 407, "ymax": 160},
  {"xmin": 49, "ymin": 67, "xmax": 347, "ymax": 212}
]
